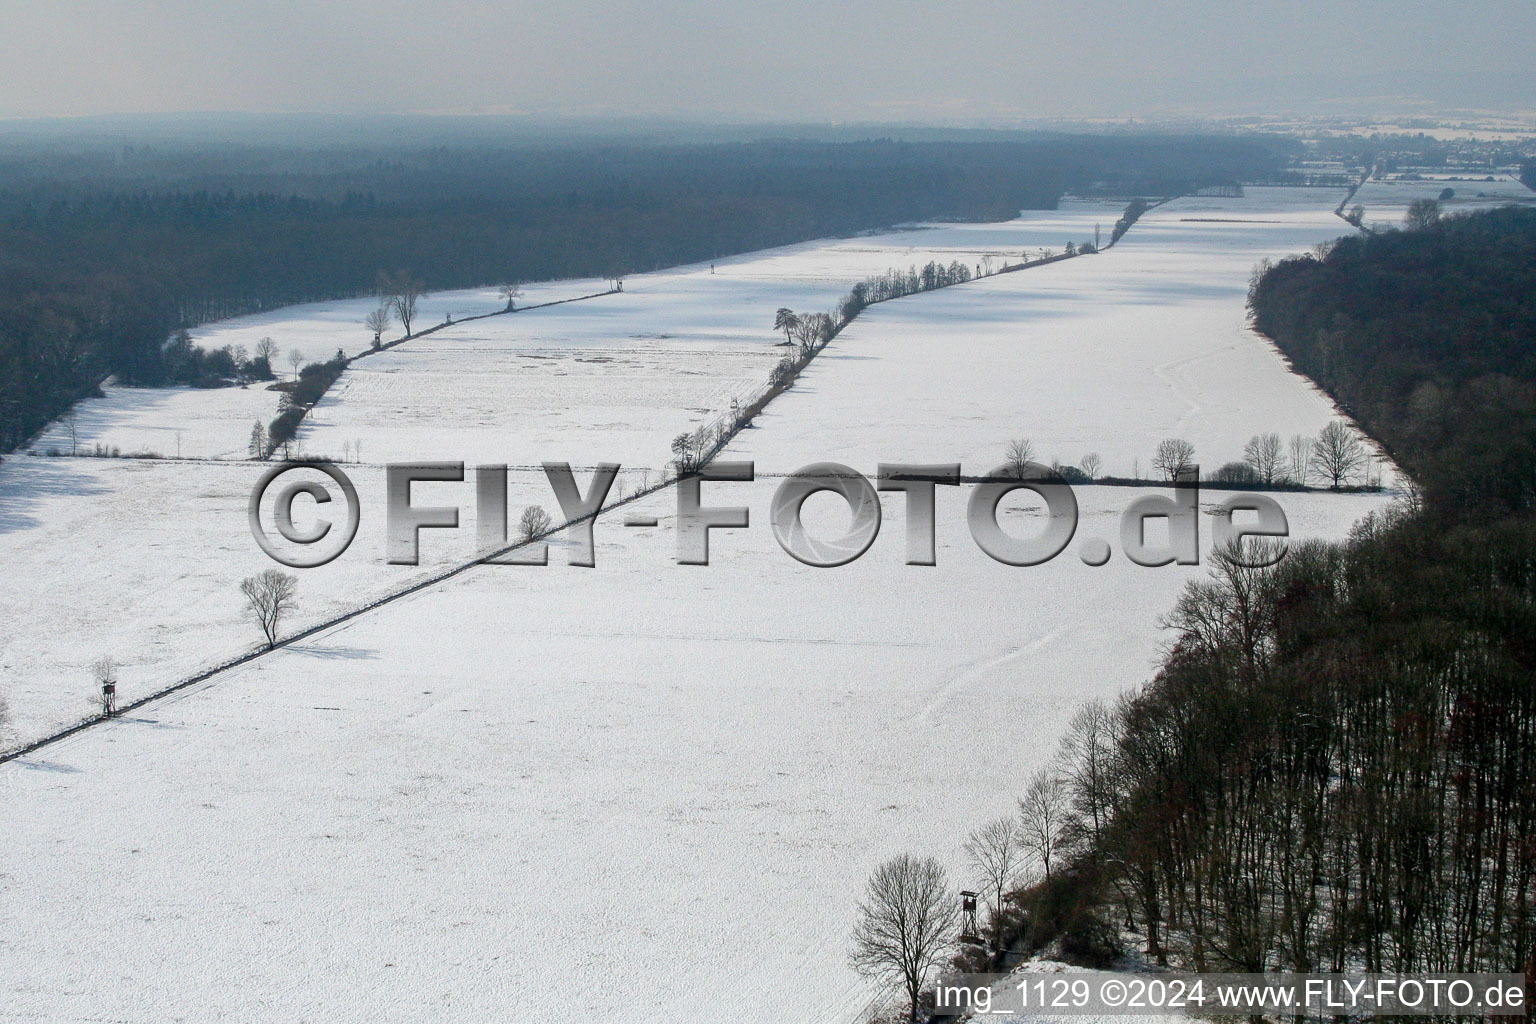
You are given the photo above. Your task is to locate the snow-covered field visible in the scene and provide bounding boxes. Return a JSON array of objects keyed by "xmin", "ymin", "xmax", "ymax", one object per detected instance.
[
  {"xmin": 0, "ymin": 457, "xmax": 487, "ymax": 743},
  {"xmin": 30, "ymin": 382, "xmax": 283, "ymax": 461},
  {"xmin": 0, "ymin": 203, "xmax": 1126, "ymax": 745},
  {"xmin": 0, "ymin": 481, "xmax": 1391, "ymax": 1024},
  {"xmin": 731, "ymin": 188, "xmax": 1398, "ymax": 481},
  {"xmin": 2, "ymin": 188, "xmax": 1406, "ymax": 1023},
  {"xmin": 297, "ymin": 203, "xmax": 1127, "ymax": 470},
  {"xmin": 187, "ymin": 277, "xmax": 613, "ymax": 366},
  {"xmin": 1350, "ymin": 173, "xmax": 1535, "ymax": 230}
]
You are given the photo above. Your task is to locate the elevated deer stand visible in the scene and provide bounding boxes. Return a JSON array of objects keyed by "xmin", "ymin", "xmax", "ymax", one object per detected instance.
[{"xmin": 959, "ymin": 890, "xmax": 983, "ymax": 946}]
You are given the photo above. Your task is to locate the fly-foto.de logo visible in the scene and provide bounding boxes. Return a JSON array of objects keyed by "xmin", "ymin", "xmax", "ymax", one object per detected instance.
[{"xmin": 248, "ymin": 460, "xmax": 1289, "ymax": 570}]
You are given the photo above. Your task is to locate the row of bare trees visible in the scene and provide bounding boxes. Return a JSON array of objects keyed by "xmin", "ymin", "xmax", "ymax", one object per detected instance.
[
  {"xmin": 1000, "ymin": 424, "xmax": 1371, "ymax": 489},
  {"xmin": 1239, "ymin": 423, "xmax": 1369, "ymax": 487}
]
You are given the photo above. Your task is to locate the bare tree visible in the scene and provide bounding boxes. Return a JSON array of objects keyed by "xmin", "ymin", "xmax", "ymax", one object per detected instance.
[
  {"xmin": 965, "ymin": 817, "xmax": 1022, "ymax": 924},
  {"xmin": 1405, "ymin": 197, "xmax": 1440, "ymax": 231},
  {"xmin": 1018, "ymin": 769, "xmax": 1069, "ymax": 880},
  {"xmin": 62, "ymin": 408, "xmax": 79, "ymax": 456},
  {"xmin": 1080, "ymin": 452, "xmax": 1103, "ymax": 481},
  {"xmin": 1152, "ymin": 438, "xmax": 1196, "ymax": 481},
  {"xmin": 1242, "ymin": 432, "xmax": 1282, "ymax": 485},
  {"xmin": 287, "ymin": 348, "xmax": 304, "ymax": 380},
  {"xmin": 519, "ymin": 505, "xmax": 553, "ymax": 542},
  {"xmin": 1059, "ymin": 701, "xmax": 1116, "ymax": 851},
  {"xmin": 240, "ymin": 569, "xmax": 298, "ymax": 648},
  {"xmin": 850, "ymin": 854, "xmax": 957, "ymax": 1023},
  {"xmin": 1004, "ymin": 438, "xmax": 1036, "ymax": 479},
  {"xmin": 498, "ymin": 282, "xmax": 524, "ymax": 311},
  {"xmin": 792, "ymin": 318, "xmax": 816, "ymax": 354},
  {"xmin": 671, "ymin": 432, "xmax": 695, "ymax": 471},
  {"xmin": 1287, "ymin": 433, "xmax": 1312, "ymax": 486},
  {"xmin": 364, "ymin": 307, "xmax": 391, "ymax": 347},
  {"xmin": 1312, "ymin": 420, "xmax": 1365, "ymax": 490},
  {"xmin": 254, "ymin": 336, "xmax": 278, "ymax": 367},
  {"xmin": 378, "ymin": 270, "xmax": 424, "ymax": 336}
]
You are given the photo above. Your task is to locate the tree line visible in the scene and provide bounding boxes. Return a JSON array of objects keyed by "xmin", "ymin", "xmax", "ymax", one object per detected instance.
[
  {"xmin": 0, "ymin": 133, "xmax": 1287, "ymax": 454},
  {"xmin": 1033, "ymin": 207, "xmax": 1536, "ymax": 974}
]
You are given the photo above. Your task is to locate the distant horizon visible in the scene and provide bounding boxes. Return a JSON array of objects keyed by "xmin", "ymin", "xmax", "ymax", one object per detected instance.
[{"xmin": 0, "ymin": 107, "xmax": 1532, "ymax": 151}]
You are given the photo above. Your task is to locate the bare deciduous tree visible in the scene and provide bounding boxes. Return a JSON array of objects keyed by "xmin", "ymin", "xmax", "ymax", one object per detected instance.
[
  {"xmin": 240, "ymin": 569, "xmax": 298, "ymax": 648},
  {"xmin": 850, "ymin": 854, "xmax": 957, "ymax": 1024},
  {"xmin": 1243, "ymin": 432, "xmax": 1282, "ymax": 485},
  {"xmin": 1287, "ymin": 433, "xmax": 1312, "ymax": 486},
  {"xmin": 671, "ymin": 432, "xmax": 695, "ymax": 471},
  {"xmin": 1004, "ymin": 438, "xmax": 1036, "ymax": 479},
  {"xmin": 1152, "ymin": 438, "xmax": 1196, "ymax": 481},
  {"xmin": 1080, "ymin": 452, "xmax": 1103, "ymax": 481},
  {"xmin": 287, "ymin": 348, "xmax": 304, "ymax": 380},
  {"xmin": 519, "ymin": 505, "xmax": 552, "ymax": 542},
  {"xmin": 254, "ymin": 336, "xmax": 278, "ymax": 367},
  {"xmin": 364, "ymin": 307, "xmax": 391, "ymax": 346},
  {"xmin": 1312, "ymin": 420, "xmax": 1365, "ymax": 489},
  {"xmin": 62, "ymin": 409, "xmax": 79, "ymax": 456},
  {"xmin": 965, "ymin": 817, "xmax": 1021, "ymax": 924},
  {"xmin": 1059, "ymin": 700, "xmax": 1116, "ymax": 851},
  {"xmin": 378, "ymin": 270, "xmax": 424, "ymax": 336},
  {"xmin": 499, "ymin": 282, "xmax": 523, "ymax": 311},
  {"xmin": 1018, "ymin": 769, "xmax": 1069, "ymax": 880}
]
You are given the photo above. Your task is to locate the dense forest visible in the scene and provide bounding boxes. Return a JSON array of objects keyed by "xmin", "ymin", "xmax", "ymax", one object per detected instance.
[
  {"xmin": 980, "ymin": 207, "xmax": 1536, "ymax": 980},
  {"xmin": 1251, "ymin": 206, "xmax": 1536, "ymax": 516},
  {"xmin": 0, "ymin": 130, "xmax": 1286, "ymax": 452}
]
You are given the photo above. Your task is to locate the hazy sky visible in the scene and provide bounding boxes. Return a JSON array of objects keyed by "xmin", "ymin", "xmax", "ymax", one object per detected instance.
[{"xmin": 3, "ymin": 0, "xmax": 1533, "ymax": 122}]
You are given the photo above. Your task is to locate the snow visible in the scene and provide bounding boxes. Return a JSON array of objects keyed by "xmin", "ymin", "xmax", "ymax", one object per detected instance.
[
  {"xmin": 187, "ymin": 278, "xmax": 612, "ymax": 366},
  {"xmin": 1349, "ymin": 173, "xmax": 1536, "ymax": 230},
  {"xmin": 729, "ymin": 188, "xmax": 1401, "ymax": 484},
  {"xmin": 0, "ymin": 482, "xmax": 1392, "ymax": 1024},
  {"xmin": 0, "ymin": 457, "xmax": 446, "ymax": 744},
  {"xmin": 29, "ymin": 381, "xmax": 285, "ymax": 461},
  {"xmin": 0, "ymin": 202, "xmax": 1126, "ymax": 750},
  {"xmin": 296, "ymin": 202, "xmax": 1127, "ymax": 470},
  {"xmin": 1, "ymin": 188, "xmax": 1408, "ymax": 1023}
]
